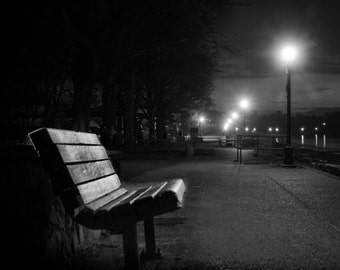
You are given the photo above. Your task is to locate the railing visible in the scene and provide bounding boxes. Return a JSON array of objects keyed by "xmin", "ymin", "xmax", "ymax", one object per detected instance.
[{"xmin": 235, "ymin": 134, "xmax": 286, "ymax": 164}]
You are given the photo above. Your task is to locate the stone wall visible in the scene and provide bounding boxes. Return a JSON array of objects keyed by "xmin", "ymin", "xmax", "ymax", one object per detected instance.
[{"xmin": 2, "ymin": 144, "xmax": 100, "ymax": 269}]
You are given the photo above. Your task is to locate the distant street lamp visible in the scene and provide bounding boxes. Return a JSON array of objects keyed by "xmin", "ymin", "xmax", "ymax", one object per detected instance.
[
  {"xmin": 280, "ymin": 44, "xmax": 299, "ymax": 165},
  {"xmin": 231, "ymin": 112, "xmax": 239, "ymax": 119},
  {"xmin": 239, "ymin": 99, "xmax": 250, "ymax": 134},
  {"xmin": 300, "ymin": 127, "xmax": 305, "ymax": 146},
  {"xmin": 322, "ymin": 122, "xmax": 327, "ymax": 148},
  {"xmin": 314, "ymin": 127, "xmax": 318, "ymax": 147},
  {"xmin": 198, "ymin": 116, "xmax": 205, "ymax": 136}
]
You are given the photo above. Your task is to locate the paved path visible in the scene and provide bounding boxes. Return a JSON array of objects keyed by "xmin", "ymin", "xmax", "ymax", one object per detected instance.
[{"xmin": 74, "ymin": 146, "xmax": 340, "ymax": 270}]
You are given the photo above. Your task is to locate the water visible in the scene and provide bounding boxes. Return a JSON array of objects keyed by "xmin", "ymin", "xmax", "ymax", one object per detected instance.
[{"xmin": 292, "ymin": 137, "xmax": 340, "ymax": 150}]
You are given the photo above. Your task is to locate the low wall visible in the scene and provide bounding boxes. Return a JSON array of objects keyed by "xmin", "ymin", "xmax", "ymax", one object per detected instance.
[{"xmin": 2, "ymin": 144, "xmax": 100, "ymax": 269}]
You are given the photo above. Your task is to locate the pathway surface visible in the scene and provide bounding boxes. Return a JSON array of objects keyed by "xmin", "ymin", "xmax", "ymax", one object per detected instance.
[{"xmin": 73, "ymin": 145, "xmax": 340, "ymax": 270}]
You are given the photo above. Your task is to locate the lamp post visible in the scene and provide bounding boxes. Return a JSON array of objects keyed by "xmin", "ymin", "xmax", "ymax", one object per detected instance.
[
  {"xmin": 300, "ymin": 127, "xmax": 305, "ymax": 146},
  {"xmin": 240, "ymin": 99, "xmax": 249, "ymax": 134},
  {"xmin": 314, "ymin": 127, "xmax": 318, "ymax": 147},
  {"xmin": 281, "ymin": 45, "xmax": 298, "ymax": 165},
  {"xmin": 199, "ymin": 116, "xmax": 205, "ymax": 136},
  {"xmin": 322, "ymin": 122, "xmax": 326, "ymax": 148}
]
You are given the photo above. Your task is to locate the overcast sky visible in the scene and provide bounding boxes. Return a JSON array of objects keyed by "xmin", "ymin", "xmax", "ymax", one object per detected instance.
[{"xmin": 212, "ymin": 0, "xmax": 340, "ymax": 115}]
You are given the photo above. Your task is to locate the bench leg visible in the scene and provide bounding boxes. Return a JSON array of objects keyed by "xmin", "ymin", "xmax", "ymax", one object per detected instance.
[
  {"xmin": 142, "ymin": 217, "xmax": 161, "ymax": 259},
  {"xmin": 123, "ymin": 223, "xmax": 140, "ymax": 270}
]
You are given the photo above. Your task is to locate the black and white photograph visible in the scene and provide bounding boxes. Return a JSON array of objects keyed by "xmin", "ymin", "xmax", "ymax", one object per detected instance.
[{"xmin": 2, "ymin": 1, "xmax": 340, "ymax": 269}]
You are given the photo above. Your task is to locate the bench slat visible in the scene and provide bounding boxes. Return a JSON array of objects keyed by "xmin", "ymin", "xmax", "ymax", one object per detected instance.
[
  {"xmin": 29, "ymin": 128, "xmax": 101, "ymax": 146},
  {"xmin": 75, "ymin": 180, "xmax": 185, "ymax": 229},
  {"xmin": 93, "ymin": 187, "xmax": 151, "ymax": 228},
  {"xmin": 57, "ymin": 145, "xmax": 109, "ymax": 163},
  {"xmin": 74, "ymin": 187, "xmax": 128, "ymax": 228},
  {"xmin": 132, "ymin": 182, "xmax": 168, "ymax": 220},
  {"xmin": 154, "ymin": 179, "xmax": 185, "ymax": 215},
  {"xmin": 63, "ymin": 174, "xmax": 122, "ymax": 207},
  {"xmin": 67, "ymin": 159, "xmax": 116, "ymax": 185}
]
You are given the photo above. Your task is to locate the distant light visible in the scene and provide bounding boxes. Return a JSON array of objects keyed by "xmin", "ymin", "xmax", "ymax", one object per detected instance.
[
  {"xmin": 240, "ymin": 99, "xmax": 249, "ymax": 110},
  {"xmin": 235, "ymin": 127, "xmax": 239, "ymax": 131},
  {"xmin": 199, "ymin": 116, "xmax": 205, "ymax": 123},
  {"xmin": 315, "ymin": 127, "xmax": 318, "ymax": 131},
  {"xmin": 322, "ymin": 122, "xmax": 326, "ymax": 126},
  {"xmin": 231, "ymin": 112, "xmax": 239, "ymax": 119},
  {"xmin": 301, "ymin": 127, "xmax": 304, "ymax": 132},
  {"xmin": 253, "ymin": 128, "xmax": 256, "ymax": 131},
  {"xmin": 227, "ymin": 118, "xmax": 232, "ymax": 124},
  {"xmin": 223, "ymin": 123, "xmax": 229, "ymax": 131},
  {"xmin": 280, "ymin": 44, "xmax": 298, "ymax": 64},
  {"xmin": 268, "ymin": 127, "xmax": 272, "ymax": 132},
  {"xmin": 245, "ymin": 127, "xmax": 249, "ymax": 132},
  {"xmin": 275, "ymin": 127, "xmax": 279, "ymax": 132}
]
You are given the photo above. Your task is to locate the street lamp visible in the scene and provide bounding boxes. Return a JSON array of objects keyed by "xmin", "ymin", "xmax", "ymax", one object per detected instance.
[
  {"xmin": 322, "ymin": 122, "xmax": 327, "ymax": 148},
  {"xmin": 231, "ymin": 112, "xmax": 239, "ymax": 119},
  {"xmin": 300, "ymin": 127, "xmax": 305, "ymax": 146},
  {"xmin": 280, "ymin": 44, "xmax": 298, "ymax": 165},
  {"xmin": 198, "ymin": 116, "xmax": 205, "ymax": 136},
  {"xmin": 314, "ymin": 127, "xmax": 318, "ymax": 147},
  {"xmin": 239, "ymin": 99, "xmax": 249, "ymax": 134}
]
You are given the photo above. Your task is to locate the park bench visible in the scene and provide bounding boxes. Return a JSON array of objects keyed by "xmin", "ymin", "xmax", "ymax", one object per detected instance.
[{"xmin": 28, "ymin": 128, "xmax": 185, "ymax": 270}]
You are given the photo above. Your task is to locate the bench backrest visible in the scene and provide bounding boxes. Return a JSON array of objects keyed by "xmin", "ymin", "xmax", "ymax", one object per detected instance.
[{"xmin": 28, "ymin": 128, "xmax": 121, "ymax": 209}]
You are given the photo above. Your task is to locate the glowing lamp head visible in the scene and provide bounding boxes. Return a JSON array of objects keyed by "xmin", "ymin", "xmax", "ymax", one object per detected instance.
[
  {"xmin": 240, "ymin": 99, "xmax": 249, "ymax": 110},
  {"xmin": 231, "ymin": 112, "xmax": 239, "ymax": 119},
  {"xmin": 280, "ymin": 45, "xmax": 298, "ymax": 64}
]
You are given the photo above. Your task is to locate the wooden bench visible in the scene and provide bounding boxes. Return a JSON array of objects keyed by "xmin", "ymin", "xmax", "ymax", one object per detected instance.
[{"xmin": 28, "ymin": 128, "xmax": 185, "ymax": 270}]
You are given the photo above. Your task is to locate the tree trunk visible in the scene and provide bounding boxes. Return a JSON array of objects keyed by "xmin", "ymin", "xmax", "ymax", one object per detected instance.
[
  {"xmin": 156, "ymin": 109, "xmax": 166, "ymax": 140},
  {"xmin": 73, "ymin": 80, "xmax": 92, "ymax": 132},
  {"xmin": 146, "ymin": 88, "xmax": 156, "ymax": 142},
  {"xmin": 148, "ymin": 112, "xmax": 156, "ymax": 142},
  {"xmin": 102, "ymin": 77, "xmax": 118, "ymax": 148},
  {"xmin": 72, "ymin": 44, "xmax": 93, "ymax": 132},
  {"xmin": 124, "ymin": 66, "xmax": 135, "ymax": 146}
]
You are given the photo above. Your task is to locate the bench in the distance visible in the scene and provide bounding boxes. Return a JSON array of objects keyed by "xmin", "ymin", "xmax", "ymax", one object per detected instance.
[{"xmin": 28, "ymin": 128, "xmax": 185, "ymax": 270}]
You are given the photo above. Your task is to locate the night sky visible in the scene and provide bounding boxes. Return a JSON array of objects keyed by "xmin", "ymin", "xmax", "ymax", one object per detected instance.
[{"xmin": 212, "ymin": 0, "xmax": 340, "ymax": 115}]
